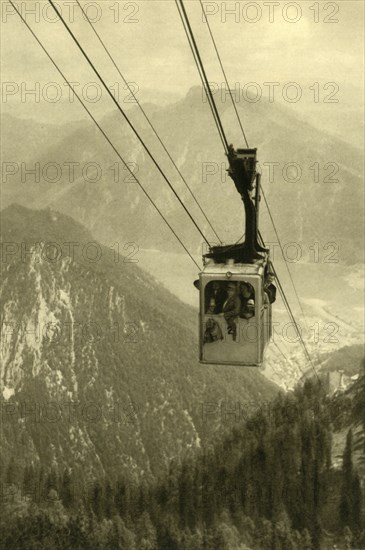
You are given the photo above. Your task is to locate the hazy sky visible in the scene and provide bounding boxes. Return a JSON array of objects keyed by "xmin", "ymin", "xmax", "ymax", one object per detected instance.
[{"xmin": 1, "ymin": 0, "xmax": 364, "ymax": 128}]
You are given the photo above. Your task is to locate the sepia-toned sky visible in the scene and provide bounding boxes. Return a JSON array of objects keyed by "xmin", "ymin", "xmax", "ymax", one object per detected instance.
[
  {"xmin": 0, "ymin": 0, "xmax": 363, "ymax": 159},
  {"xmin": 2, "ymin": 1, "xmax": 364, "ymax": 101}
]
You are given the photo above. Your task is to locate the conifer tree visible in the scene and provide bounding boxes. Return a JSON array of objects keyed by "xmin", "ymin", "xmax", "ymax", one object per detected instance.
[
  {"xmin": 60, "ymin": 468, "xmax": 73, "ymax": 509},
  {"xmin": 338, "ymin": 426, "xmax": 364, "ymax": 535},
  {"xmin": 91, "ymin": 481, "xmax": 103, "ymax": 520},
  {"xmin": 352, "ymin": 472, "xmax": 363, "ymax": 532}
]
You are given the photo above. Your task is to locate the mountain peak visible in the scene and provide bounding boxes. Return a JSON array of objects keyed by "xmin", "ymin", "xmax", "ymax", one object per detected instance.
[{"xmin": 1, "ymin": 204, "xmax": 94, "ymax": 246}]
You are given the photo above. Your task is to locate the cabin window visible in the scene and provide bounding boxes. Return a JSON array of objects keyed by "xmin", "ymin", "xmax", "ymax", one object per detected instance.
[{"xmin": 204, "ymin": 281, "xmax": 255, "ymax": 319}]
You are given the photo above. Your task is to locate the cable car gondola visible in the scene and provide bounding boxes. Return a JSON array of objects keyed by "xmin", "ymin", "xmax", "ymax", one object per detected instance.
[{"xmin": 196, "ymin": 147, "xmax": 275, "ymax": 367}]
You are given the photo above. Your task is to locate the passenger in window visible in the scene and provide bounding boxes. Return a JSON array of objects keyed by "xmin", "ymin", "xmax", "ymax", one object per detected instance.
[
  {"xmin": 239, "ymin": 282, "xmax": 255, "ymax": 319},
  {"xmin": 264, "ymin": 272, "xmax": 276, "ymax": 304},
  {"xmin": 222, "ymin": 282, "xmax": 241, "ymax": 341},
  {"xmin": 204, "ymin": 318, "xmax": 223, "ymax": 343},
  {"xmin": 205, "ymin": 281, "xmax": 227, "ymax": 314},
  {"xmin": 206, "ymin": 298, "xmax": 216, "ymax": 314}
]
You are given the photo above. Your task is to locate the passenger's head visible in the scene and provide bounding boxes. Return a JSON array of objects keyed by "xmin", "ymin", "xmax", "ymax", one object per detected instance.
[
  {"xmin": 227, "ymin": 282, "xmax": 237, "ymax": 296},
  {"xmin": 206, "ymin": 318, "xmax": 214, "ymax": 329},
  {"xmin": 240, "ymin": 282, "xmax": 253, "ymax": 298}
]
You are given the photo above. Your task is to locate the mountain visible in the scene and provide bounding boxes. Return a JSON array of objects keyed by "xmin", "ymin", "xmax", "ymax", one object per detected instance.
[
  {"xmin": 0, "ymin": 205, "xmax": 278, "ymax": 482},
  {"xmin": 318, "ymin": 344, "xmax": 364, "ymax": 377},
  {"xmin": 1, "ymin": 86, "xmax": 364, "ymax": 263}
]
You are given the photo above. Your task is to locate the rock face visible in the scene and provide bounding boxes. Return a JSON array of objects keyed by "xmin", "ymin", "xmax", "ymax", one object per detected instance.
[{"xmin": 0, "ymin": 205, "xmax": 277, "ymax": 481}]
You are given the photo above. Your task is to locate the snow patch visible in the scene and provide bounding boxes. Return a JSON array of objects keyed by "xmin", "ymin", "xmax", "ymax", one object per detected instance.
[{"xmin": 2, "ymin": 386, "xmax": 15, "ymax": 400}]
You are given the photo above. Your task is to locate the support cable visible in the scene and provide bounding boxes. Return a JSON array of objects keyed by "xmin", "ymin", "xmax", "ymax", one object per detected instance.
[
  {"xmin": 8, "ymin": 0, "xmax": 201, "ymax": 271},
  {"xmin": 175, "ymin": 0, "xmax": 229, "ymax": 155},
  {"xmin": 198, "ymin": 0, "xmax": 249, "ymax": 148},
  {"xmin": 47, "ymin": 0, "xmax": 210, "ymax": 246},
  {"xmin": 175, "ymin": 0, "xmax": 227, "ymax": 155},
  {"xmin": 74, "ymin": 0, "xmax": 222, "ymax": 244},
  {"xmin": 259, "ymin": 231, "xmax": 321, "ymax": 383},
  {"xmin": 260, "ymin": 189, "xmax": 311, "ymax": 328}
]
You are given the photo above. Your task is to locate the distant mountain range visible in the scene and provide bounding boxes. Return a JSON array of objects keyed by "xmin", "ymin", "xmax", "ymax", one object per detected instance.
[
  {"xmin": 0, "ymin": 205, "xmax": 277, "ymax": 481},
  {"xmin": 1, "ymin": 86, "xmax": 364, "ymax": 263}
]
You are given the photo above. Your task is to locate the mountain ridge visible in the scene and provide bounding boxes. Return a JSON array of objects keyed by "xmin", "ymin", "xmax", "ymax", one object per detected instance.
[
  {"xmin": 0, "ymin": 205, "xmax": 278, "ymax": 481},
  {"xmin": 1, "ymin": 86, "xmax": 364, "ymax": 263}
]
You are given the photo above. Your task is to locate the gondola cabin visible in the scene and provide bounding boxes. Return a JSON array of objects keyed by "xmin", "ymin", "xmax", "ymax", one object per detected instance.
[
  {"xmin": 196, "ymin": 146, "xmax": 275, "ymax": 366},
  {"xmin": 199, "ymin": 254, "xmax": 272, "ymax": 366}
]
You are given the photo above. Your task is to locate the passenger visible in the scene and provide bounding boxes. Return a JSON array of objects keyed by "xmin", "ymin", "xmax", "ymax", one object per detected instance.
[
  {"xmin": 204, "ymin": 318, "xmax": 223, "ymax": 343},
  {"xmin": 206, "ymin": 298, "xmax": 215, "ymax": 314},
  {"xmin": 264, "ymin": 272, "xmax": 276, "ymax": 304},
  {"xmin": 239, "ymin": 282, "xmax": 255, "ymax": 319},
  {"xmin": 222, "ymin": 282, "xmax": 241, "ymax": 341},
  {"xmin": 205, "ymin": 281, "xmax": 227, "ymax": 314}
]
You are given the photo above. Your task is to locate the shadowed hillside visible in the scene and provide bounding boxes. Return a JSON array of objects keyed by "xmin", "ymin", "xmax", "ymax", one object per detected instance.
[{"xmin": 0, "ymin": 205, "xmax": 277, "ymax": 481}]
